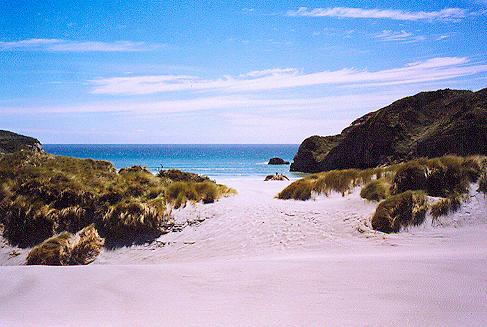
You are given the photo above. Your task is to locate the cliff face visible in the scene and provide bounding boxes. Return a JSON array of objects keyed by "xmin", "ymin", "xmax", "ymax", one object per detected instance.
[
  {"xmin": 0, "ymin": 130, "xmax": 43, "ymax": 154},
  {"xmin": 291, "ymin": 88, "xmax": 487, "ymax": 173}
]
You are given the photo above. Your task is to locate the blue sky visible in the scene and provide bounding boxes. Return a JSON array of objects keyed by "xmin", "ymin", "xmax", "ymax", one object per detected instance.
[{"xmin": 1, "ymin": 0, "xmax": 487, "ymax": 144}]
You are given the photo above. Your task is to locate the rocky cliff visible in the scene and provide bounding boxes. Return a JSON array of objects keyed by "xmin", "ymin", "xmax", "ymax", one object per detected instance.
[
  {"xmin": 291, "ymin": 88, "xmax": 487, "ymax": 173},
  {"xmin": 0, "ymin": 130, "xmax": 43, "ymax": 154}
]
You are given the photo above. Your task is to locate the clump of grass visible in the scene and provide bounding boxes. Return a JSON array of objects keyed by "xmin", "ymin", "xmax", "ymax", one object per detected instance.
[
  {"xmin": 392, "ymin": 162, "xmax": 428, "ymax": 194},
  {"xmin": 425, "ymin": 156, "xmax": 470, "ymax": 197},
  {"xmin": 157, "ymin": 169, "xmax": 210, "ymax": 183},
  {"xmin": 69, "ymin": 224, "xmax": 105, "ymax": 265},
  {"xmin": 371, "ymin": 191, "xmax": 428, "ymax": 233},
  {"xmin": 102, "ymin": 199, "xmax": 170, "ymax": 243},
  {"xmin": 26, "ymin": 224, "xmax": 104, "ymax": 265},
  {"xmin": 165, "ymin": 181, "xmax": 235, "ymax": 208},
  {"xmin": 477, "ymin": 173, "xmax": 487, "ymax": 194},
  {"xmin": 278, "ymin": 168, "xmax": 383, "ymax": 200},
  {"xmin": 360, "ymin": 179, "xmax": 391, "ymax": 202},
  {"xmin": 277, "ymin": 178, "xmax": 315, "ymax": 200},
  {"xmin": 430, "ymin": 195, "xmax": 464, "ymax": 220}
]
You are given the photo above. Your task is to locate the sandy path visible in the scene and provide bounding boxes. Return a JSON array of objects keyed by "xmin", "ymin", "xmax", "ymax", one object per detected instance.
[{"xmin": 1, "ymin": 178, "xmax": 487, "ymax": 326}]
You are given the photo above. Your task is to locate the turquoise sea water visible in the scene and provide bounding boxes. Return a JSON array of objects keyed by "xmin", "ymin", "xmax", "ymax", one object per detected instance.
[{"xmin": 44, "ymin": 144, "xmax": 303, "ymax": 179}]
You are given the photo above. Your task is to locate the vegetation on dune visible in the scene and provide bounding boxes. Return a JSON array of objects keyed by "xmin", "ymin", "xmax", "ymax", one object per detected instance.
[
  {"xmin": 26, "ymin": 224, "xmax": 104, "ymax": 266},
  {"xmin": 277, "ymin": 178, "xmax": 315, "ymax": 201},
  {"xmin": 478, "ymin": 173, "xmax": 487, "ymax": 195},
  {"xmin": 0, "ymin": 151, "xmax": 234, "ymax": 253},
  {"xmin": 371, "ymin": 191, "xmax": 428, "ymax": 233},
  {"xmin": 360, "ymin": 179, "xmax": 391, "ymax": 202},
  {"xmin": 430, "ymin": 195, "xmax": 464, "ymax": 220},
  {"xmin": 165, "ymin": 181, "xmax": 235, "ymax": 209},
  {"xmin": 278, "ymin": 167, "xmax": 386, "ymax": 200},
  {"xmin": 280, "ymin": 155, "xmax": 487, "ymax": 233},
  {"xmin": 157, "ymin": 169, "xmax": 211, "ymax": 183}
]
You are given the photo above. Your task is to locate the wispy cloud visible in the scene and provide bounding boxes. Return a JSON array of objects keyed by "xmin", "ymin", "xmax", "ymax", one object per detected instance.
[
  {"xmin": 287, "ymin": 7, "xmax": 469, "ymax": 21},
  {"xmin": 0, "ymin": 39, "xmax": 159, "ymax": 52},
  {"xmin": 89, "ymin": 57, "xmax": 487, "ymax": 95},
  {"xmin": 0, "ymin": 91, "xmax": 415, "ymax": 116},
  {"xmin": 375, "ymin": 30, "xmax": 426, "ymax": 43}
]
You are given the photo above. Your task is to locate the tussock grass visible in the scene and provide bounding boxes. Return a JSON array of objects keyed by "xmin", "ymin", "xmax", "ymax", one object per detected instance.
[
  {"xmin": 430, "ymin": 195, "xmax": 464, "ymax": 220},
  {"xmin": 278, "ymin": 168, "xmax": 384, "ymax": 200},
  {"xmin": 371, "ymin": 191, "xmax": 428, "ymax": 233},
  {"xmin": 392, "ymin": 162, "xmax": 428, "ymax": 194},
  {"xmin": 360, "ymin": 179, "xmax": 391, "ymax": 202},
  {"xmin": 26, "ymin": 224, "xmax": 104, "ymax": 265},
  {"xmin": 478, "ymin": 173, "xmax": 487, "ymax": 194},
  {"xmin": 166, "ymin": 181, "xmax": 235, "ymax": 208},
  {"xmin": 277, "ymin": 178, "xmax": 315, "ymax": 201},
  {"xmin": 157, "ymin": 169, "xmax": 210, "ymax": 183},
  {"xmin": 280, "ymin": 155, "xmax": 486, "ymax": 201},
  {"xmin": 0, "ymin": 151, "xmax": 234, "ymax": 249}
]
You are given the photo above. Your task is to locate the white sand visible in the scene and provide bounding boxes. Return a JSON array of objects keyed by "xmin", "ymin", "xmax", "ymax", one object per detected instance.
[{"xmin": 1, "ymin": 178, "xmax": 487, "ymax": 326}]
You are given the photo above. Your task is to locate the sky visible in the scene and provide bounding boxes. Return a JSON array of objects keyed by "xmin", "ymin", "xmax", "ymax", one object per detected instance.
[{"xmin": 1, "ymin": 0, "xmax": 487, "ymax": 144}]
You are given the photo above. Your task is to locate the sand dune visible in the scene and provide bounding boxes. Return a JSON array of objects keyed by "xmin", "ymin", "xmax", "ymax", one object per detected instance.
[{"xmin": 1, "ymin": 178, "xmax": 487, "ymax": 326}]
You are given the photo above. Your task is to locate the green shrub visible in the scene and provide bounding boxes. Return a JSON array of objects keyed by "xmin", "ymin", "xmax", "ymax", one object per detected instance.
[
  {"xmin": 371, "ymin": 191, "xmax": 428, "ymax": 233},
  {"xmin": 360, "ymin": 179, "xmax": 391, "ymax": 202}
]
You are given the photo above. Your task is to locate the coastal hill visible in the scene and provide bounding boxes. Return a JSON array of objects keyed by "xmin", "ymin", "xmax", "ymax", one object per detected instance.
[
  {"xmin": 0, "ymin": 130, "xmax": 43, "ymax": 154},
  {"xmin": 291, "ymin": 88, "xmax": 487, "ymax": 173}
]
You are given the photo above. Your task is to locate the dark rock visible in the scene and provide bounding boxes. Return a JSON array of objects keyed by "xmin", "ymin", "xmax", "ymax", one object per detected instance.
[
  {"xmin": 268, "ymin": 157, "xmax": 290, "ymax": 165},
  {"xmin": 291, "ymin": 88, "xmax": 487, "ymax": 173},
  {"xmin": 290, "ymin": 135, "xmax": 343, "ymax": 172},
  {"xmin": 0, "ymin": 130, "xmax": 43, "ymax": 154},
  {"xmin": 265, "ymin": 174, "xmax": 290, "ymax": 181}
]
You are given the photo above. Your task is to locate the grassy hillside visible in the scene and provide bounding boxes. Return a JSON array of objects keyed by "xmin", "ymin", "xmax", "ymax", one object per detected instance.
[{"xmin": 0, "ymin": 151, "xmax": 235, "ymax": 257}]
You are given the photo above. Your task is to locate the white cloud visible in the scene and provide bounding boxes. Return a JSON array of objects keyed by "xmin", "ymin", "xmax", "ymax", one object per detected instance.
[
  {"xmin": 0, "ymin": 92, "xmax": 413, "ymax": 116},
  {"xmin": 89, "ymin": 57, "xmax": 487, "ymax": 95},
  {"xmin": 287, "ymin": 7, "xmax": 468, "ymax": 21},
  {"xmin": 375, "ymin": 30, "xmax": 426, "ymax": 43},
  {"xmin": 0, "ymin": 39, "xmax": 159, "ymax": 52}
]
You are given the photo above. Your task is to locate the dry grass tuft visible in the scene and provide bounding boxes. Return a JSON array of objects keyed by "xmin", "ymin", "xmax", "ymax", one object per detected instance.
[
  {"xmin": 430, "ymin": 195, "xmax": 464, "ymax": 220},
  {"xmin": 165, "ymin": 181, "xmax": 235, "ymax": 208},
  {"xmin": 277, "ymin": 178, "xmax": 315, "ymax": 200},
  {"xmin": 26, "ymin": 224, "xmax": 104, "ymax": 265},
  {"xmin": 26, "ymin": 232, "xmax": 73, "ymax": 265},
  {"xmin": 360, "ymin": 179, "xmax": 391, "ymax": 202},
  {"xmin": 371, "ymin": 191, "xmax": 428, "ymax": 233}
]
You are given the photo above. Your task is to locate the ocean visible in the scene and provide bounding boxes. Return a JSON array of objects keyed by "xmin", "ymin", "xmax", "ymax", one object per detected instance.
[{"xmin": 44, "ymin": 144, "xmax": 303, "ymax": 179}]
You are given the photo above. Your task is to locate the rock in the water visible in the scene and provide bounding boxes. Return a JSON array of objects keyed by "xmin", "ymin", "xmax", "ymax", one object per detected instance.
[
  {"xmin": 291, "ymin": 88, "xmax": 487, "ymax": 173},
  {"xmin": 265, "ymin": 174, "xmax": 290, "ymax": 181},
  {"xmin": 0, "ymin": 130, "xmax": 43, "ymax": 154},
  {"xmin": 268, "ymin": 157, "xmax": 290, "ymax": 165}
]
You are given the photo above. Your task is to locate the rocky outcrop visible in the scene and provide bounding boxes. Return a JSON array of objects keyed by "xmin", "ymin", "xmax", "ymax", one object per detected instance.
[
  {"xmin": 291, "ymin": 88, "xmax": 487, "ymax": 173},
  {"xmin": 290, "ymin": 135, "xmax": 343, "ymax": 172},
  {"xmin": 265, "ymin": 174, "xmax": 290, "ymax": 181},
  {"xmin": 268, "ymin": 157, "xmax": 290, "ymax": 165},
  {"xmin": 0, "ymin": 130, "xmax": 43, "ymax": 154}
]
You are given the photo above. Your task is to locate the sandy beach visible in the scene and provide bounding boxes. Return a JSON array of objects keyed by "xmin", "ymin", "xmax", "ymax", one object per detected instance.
[{"xmin": 1, "ymin": 178, "xmax": 487, "ymax": 326}]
